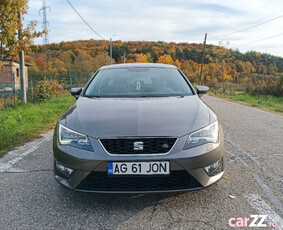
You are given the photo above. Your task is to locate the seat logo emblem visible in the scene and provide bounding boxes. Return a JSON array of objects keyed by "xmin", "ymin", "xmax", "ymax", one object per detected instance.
[
  {"xmin": 136, "ymin": 81, "xmax": 141, "ymax": 90},
  {"xmin": 134, "ymin": 141, "xmax": 143, "ymax": 150}
]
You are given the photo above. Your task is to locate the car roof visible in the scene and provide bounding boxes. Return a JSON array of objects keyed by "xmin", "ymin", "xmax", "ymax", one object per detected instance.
[{"xmin": 99, "ymin": 63, "xmax": 177, "ymax": 70}]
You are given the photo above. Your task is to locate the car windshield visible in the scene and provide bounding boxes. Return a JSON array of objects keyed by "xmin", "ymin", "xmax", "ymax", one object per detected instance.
[{"xmin": 84, "ymin": 67, "xmax": 194, "ymax": 97}]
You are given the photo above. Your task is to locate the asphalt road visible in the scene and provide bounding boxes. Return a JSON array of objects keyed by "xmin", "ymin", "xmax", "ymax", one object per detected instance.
[{"xmin": 0, "ymin": 95, "xmax": 282, "ymax": 230}]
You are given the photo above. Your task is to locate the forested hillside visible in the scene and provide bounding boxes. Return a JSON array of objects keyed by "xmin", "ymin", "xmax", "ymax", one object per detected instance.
[{"xmin": 26, "ymin": 40, "xmax": 283, "ymax": 96}]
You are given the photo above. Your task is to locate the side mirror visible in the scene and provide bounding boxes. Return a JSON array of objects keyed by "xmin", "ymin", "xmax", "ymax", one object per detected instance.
[
  {"xmin": 70, "ymin": 87, "xmax": 82, "ymax": 99},
  {"xmin": 196, "ymin": 85, "xmax": 209, "ymax": 97}
]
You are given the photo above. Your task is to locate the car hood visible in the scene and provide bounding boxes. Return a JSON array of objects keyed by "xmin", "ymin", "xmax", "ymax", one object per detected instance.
[{"xmin": 60, "ymin": 95, "xmax": 211, "ymax": 138}]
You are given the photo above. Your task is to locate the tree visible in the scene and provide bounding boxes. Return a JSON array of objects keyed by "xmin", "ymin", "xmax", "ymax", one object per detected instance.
[
  {"xmin": 22, "ymin": 39, "xmax": 283, "ymax": 97},
  {"xmin": 0, "ymin": 0, "xmax": 43, "ymax": 67},
  {"xmin": 180, "ymin": 59, "xmax": 199, "ymax": 83},
  {"xmin": 49, "ymin": 58, "xmax": 68, "ymax": 74},
  {"xmin": 35, "ymin": 56, "xmax": 47, "ymax": 72},
  {"xmin": 25, "ymin": 55, "xmax": 40, "ymax": 72},
  {"xmin": 57, "ymin": 50, "xmax": 75, "ymax": 71},
  {"xmin": 93, "ymin": 52, "xmax": 109, "ymax": 71},
  {"xmin": 145, "ymin": 53, "xmax": 153, "ymax": 63},
  {"xmin": 135, "ymin": 54, "xmax": 148, "ymax": 63},
  {"xmin": 157, "ymin": 54, "xmax": 174, "ymax": 64},
  {"xmin": 174, "ymin": 59, "xmax": 181, "ymax": 69},
  {"xmin": 267, "ymin": 62, "xmax": 278, "ymax": 75},
  {"xmin": 175, "ymin": 47, "xmax": 183, "ymax": 59},
  {"xmin": 183, "ymin": 47, "xmax": 190, "ymax": 60},
  {"xmin": 72, "ymin": 50, "xmax": 94, "ymax": 73}
]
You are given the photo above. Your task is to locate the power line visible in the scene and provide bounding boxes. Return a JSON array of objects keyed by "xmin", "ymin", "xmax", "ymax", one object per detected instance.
[
  {"xmin": 39, "ymin": 0, "xmax": 50, "ymax": 72},
  {"xmin": 212, "ymin": 14, "xmax": 283, "ymax": 38},
  {"xmin": 39, "ymin": 0, "xmax": 50, "ymax": 45},
  {"xmin": 235, "ymin": 32, "xmax": 283, "ymax": 48},
  {"xmin": 65, "ymin": 0, "xmax": 106, "ymax": 40}
]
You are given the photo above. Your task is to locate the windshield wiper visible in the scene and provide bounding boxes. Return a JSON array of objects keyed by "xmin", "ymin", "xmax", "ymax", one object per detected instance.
[{"xmin": 84, "ymin": 95, "xmax": 101, "ymax": 98}]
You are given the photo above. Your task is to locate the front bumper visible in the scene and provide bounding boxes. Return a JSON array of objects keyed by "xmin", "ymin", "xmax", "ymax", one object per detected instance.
[{"xmin": 53, "ymin": 126, "xmax": 225, "ymax": 193}]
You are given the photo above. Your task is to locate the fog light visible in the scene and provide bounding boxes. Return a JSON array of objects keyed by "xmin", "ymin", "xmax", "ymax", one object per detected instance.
[
  {"xmin": 55, "ymin": 161, "xmax": 74, "ymax": 178},
  {"xmin": 203, "ymin": 159, "xmax": 223, "ymax": 176}
]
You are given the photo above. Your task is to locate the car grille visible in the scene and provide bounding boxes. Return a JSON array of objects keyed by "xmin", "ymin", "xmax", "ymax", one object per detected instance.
[
  {"xmin": 76, "ymin": 170, "xmax": 202, "ymax": 192},
  {"xmin": 100, "ymin": 138, "xmax": 177, "ymax": 154}
]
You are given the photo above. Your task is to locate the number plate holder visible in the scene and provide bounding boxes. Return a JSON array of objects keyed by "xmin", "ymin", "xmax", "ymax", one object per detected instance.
[{"xmin": 107, "ymin": 162, "xmax": 170, "ymax": 175}]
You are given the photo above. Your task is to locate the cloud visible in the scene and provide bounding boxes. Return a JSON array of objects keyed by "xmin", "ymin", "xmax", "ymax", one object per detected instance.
[
  {"xmin": 193, "ymin": 3, "xmax": 242, "ymax": 15},
  {"xmin": 24, "ymin": 0, "xmax": 283, "ymax": 57}
]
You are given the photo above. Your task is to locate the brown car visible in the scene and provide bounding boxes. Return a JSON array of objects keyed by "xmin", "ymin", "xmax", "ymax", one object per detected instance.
[{"xmin": 53, "ymin": 63, "xmax": 225, "ymax": 193}]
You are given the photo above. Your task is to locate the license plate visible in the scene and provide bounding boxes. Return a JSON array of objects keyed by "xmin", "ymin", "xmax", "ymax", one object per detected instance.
[{"xmin": 107, "ymin": 161, "xmax": 170, "ymax": 175}]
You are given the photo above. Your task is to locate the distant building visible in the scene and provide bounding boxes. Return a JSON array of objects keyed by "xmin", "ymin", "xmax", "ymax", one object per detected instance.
[{"xmin": 0, "ymin": 61, "xmax": 30, "ymax": 93}]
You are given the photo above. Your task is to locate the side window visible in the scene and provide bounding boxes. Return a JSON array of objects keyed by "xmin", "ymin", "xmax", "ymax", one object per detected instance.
[{"xmin": 16, "ymin": 68, "xmax": 19, "ymax": 77}]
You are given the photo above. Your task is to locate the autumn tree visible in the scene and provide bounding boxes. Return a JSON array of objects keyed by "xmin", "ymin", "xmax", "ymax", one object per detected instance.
[
  {"xmin": 181, "ymin": 59, "xmax": 199, "ymax": 83},
  {"xmin": 145, "ymin": 53, "xmax": 153, "ymax": 63},
  {"xmin": 49, "ymin": 58, "xmax": 68, "ymax": 74},
  {"xmin": 24, "ymin": 39, "xmax": 283, "ymax": 97},
  {"xmin": 72, "ymin": 50, "xmax": 94, "ymax": 73},
  {"xmin": 135, "ymin": 54, "xmax": 148, "ymax": 63},
  {"xmin": 93, "ymin": 52, "xmax": 110, "ymax": 71},
  {"xmin": 174, "ymin": 59, "xmax": 181, "ymax": 69},
  {"xmin": 0, "ymin": 0, "xmax": 43, "ymax": 67},
  {"xmin": 157, "ymin": 54, "xmax": 174, "ymax": 65},
  {"xmin": 267, "ymin": 62, "xmax": 278, "ymax": 75},
  {"xmin": 25, "ymin": 55, "xmax": 40, "ymax": 72},
  {"xmin": 35, "ymin": 56, "xmax": 47, "ymax": 72},
  {"xmin": 57, "ymin": 50, "xmax": 76, "ymax": 72}
]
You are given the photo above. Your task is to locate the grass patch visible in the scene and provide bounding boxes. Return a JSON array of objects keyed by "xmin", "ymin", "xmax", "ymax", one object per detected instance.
[
  {"xmin": 209, "ymin": 91, "xmax": 283, "ymax": 114},
  {"xmin": 0, "ymin": 95, "xmax": 75, "ymax": 157}
]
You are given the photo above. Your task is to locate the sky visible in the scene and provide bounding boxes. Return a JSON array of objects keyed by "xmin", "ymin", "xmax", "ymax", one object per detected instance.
[{"xmin": 24, "ymin": 0, "xmax": 283, "ymax": 57}]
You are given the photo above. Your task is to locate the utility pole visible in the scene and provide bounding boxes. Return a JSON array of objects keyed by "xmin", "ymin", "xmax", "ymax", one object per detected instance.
[
  {"xmin": 40, "ymin": 0, "xmax": 50, "ymax": 72},
  {"xmin": 11, "ymin": 69, "xmax": 16, "ymax": 104},
  {"xmin": 199, "ymin": 33, "xmax": 207, "ymax": 84},
  {"xmin": 123, "ymin": 53, "xmax": 126, "ymax": 63},
  {"xmin": 18, "ymin": 11, "xmax": 27, "ymax": 103},
  {"xmin": 265, "ymin": 51, "xmax": 268, "ymax": 75},
  {"xmin": 109, "ymin": 35, "xmax": 116, "ymax": 65},
  {"xmin": 110, "ymin": 37, "xmax": 113, "ymax": 65}
]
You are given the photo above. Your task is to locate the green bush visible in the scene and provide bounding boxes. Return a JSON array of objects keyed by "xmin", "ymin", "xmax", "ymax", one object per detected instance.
[
  {"xmin": 33, "ymin": 79, "xmax": 67, "ymax": 101},
  {"xmin": 245, "ymin": 75, "xmax": 283, "ymax": 97}
]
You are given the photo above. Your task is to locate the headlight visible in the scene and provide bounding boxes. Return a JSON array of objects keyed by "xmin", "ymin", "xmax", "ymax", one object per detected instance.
[
  {"xmin": 184, "ymin": 121, "xmax": 219, "ymax": 149},
  {"xmin": 58, "ymin": 123, "xmax": 93, "ymax": 151}
]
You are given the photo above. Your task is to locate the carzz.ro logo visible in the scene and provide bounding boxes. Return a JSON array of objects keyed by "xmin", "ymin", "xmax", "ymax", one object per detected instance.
[{"xmin": 228, "ymin": 215, "xmax": 278, "ymax": 228}]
